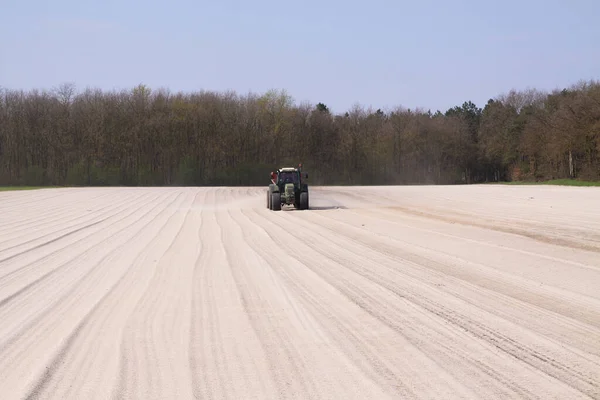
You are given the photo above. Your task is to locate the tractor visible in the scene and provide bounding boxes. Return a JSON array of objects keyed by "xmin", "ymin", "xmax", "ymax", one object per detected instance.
[{"xmin": 267, "ymin": 164, "xmax": 309, "ymax": 211}]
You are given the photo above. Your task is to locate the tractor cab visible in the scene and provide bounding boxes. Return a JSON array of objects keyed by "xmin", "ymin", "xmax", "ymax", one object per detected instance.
[
  {"xmin": 277, "ymin": 169, "xmax": 299, "ymax": 185},
  {"xmin": 270, "ymin": 165, "xmax": 308, "ymax": 188}
]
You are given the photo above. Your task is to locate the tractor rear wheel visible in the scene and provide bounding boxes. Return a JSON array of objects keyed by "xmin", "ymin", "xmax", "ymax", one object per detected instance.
[
  {"xmin": 271, "ymin": 192, "xmax": 281, "ymax": 211},
  {"xmin": 299, "ymin": 192, "xmax": 309, "ymax": 210}
]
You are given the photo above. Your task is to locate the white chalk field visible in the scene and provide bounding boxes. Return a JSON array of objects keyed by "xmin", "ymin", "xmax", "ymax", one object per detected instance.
[{"xmin": 0, "ymin": 185, "xmax": 599, "ymax": 399}]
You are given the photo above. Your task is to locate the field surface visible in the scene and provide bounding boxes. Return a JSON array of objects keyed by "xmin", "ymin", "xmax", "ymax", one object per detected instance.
[{"xmin": 1, "ymin": 185, "xmax": 599, "ymax": 400}]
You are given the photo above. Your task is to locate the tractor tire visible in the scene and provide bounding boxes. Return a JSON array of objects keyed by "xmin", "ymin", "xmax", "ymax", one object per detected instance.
[
  {"xmin": 299, "ymin": 192, "xmax": 309, "ymax": 210},
  {"xmin": 267, "ymin": 189, "xmax": 271, "ymax": 209},
  {"xmin": 271, "ymin": 192, "xmax": 281, "ymax": 211}
]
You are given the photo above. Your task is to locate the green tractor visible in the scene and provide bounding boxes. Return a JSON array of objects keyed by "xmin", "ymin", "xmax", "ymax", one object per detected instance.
[{"xmin": 267, "ymin": 164, "xmax": 309, "ymax": 211}]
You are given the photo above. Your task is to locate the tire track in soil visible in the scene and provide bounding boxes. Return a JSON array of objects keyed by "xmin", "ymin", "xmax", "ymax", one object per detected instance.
[
  {"xmin": 0, "ymin": 190, "xmax": 170, "ymax": 318},
  {"xmin": 351, "ymin": 206, "xmax": 600, "ymax": 274},
  {"xmin": 0, "ymin": 189, "xmax": 85, "ymax": 215},
  {"xmin": 53, "ymin": 189, "xmax": 199, "ymax": 400},
  {"xmin": 230, "ymin": 208, "xmax": 429, "ymax": 400},
  {"xmin": 112, "ymin": 188, "xmax": 201, "ymax": 400},
  {"xmin": 286, "ymin": 209, "xmax": 600, "ymax": 399},
  {"xmin": 14, "ymin": 189, "xmax": 188, "ymax": 399},
  {"xmin": 0, "ymin": 190, "xmax": 119, "ymax": 238},
  {"xmin": 0, "ymin": 190, "xmax": 161, "ymax": 270},
  {"xmin": 246, "ymin": 207, "xmax": 594, "ymax": 399},
  {"xmin": 246, "ymin": 208, "xmax": 535, "ymax": 399},
  {"xmin": 219, "ymin": 197, "xmax": 319, "ymax": 400},
  {"xmin": 0, "ymin": 190, "xmax": 141, "ymax": 251},
  {"xmin": 330, "ymin": 187, "xmax": 600, "ymax": 253},
  {"xmin": 304, "ymin": 205, "xmax": 600, "ymax": 320},
  {"xmin": 304, "ymin": 208, "xmax": 600, "ymax": 334},
  {"xmin": 0, "ymin": 190, "xmax": 183, "ymax": 397},
  {"xmin": 312, "ymin": 206, "xmax": 600, "ymax": 358},
  {"xmin": 188, "ymin": 188, "xmax": 279, "ymax": 400}
]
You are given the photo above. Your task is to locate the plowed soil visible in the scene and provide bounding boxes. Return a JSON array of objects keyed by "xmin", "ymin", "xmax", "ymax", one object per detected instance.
[{"xmin": 1, "ymin": 185, "xmax": 599, "ymax": 399}]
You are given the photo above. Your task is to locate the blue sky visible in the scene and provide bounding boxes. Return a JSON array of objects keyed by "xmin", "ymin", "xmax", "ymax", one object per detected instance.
[{"xmin": 1, "ymin": 0, "xmax": 599, "ymax": 113}]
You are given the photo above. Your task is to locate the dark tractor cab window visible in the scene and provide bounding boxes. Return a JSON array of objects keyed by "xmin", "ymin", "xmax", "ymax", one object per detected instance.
[{"xmin": 278, "ymin": 171, "xmax": 298, "ymax": 184}]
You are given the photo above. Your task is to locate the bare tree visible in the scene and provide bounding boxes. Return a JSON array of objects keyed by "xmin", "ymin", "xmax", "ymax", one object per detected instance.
[{"xmin": 0, "ymin": 80, "xmax": 599, "ymax": 186}]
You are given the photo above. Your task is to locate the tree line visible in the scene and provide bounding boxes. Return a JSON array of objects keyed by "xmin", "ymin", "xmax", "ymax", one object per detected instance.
[{"xmin": 0, "ymin": 80, "xmax": 599, "ymax": 186}]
